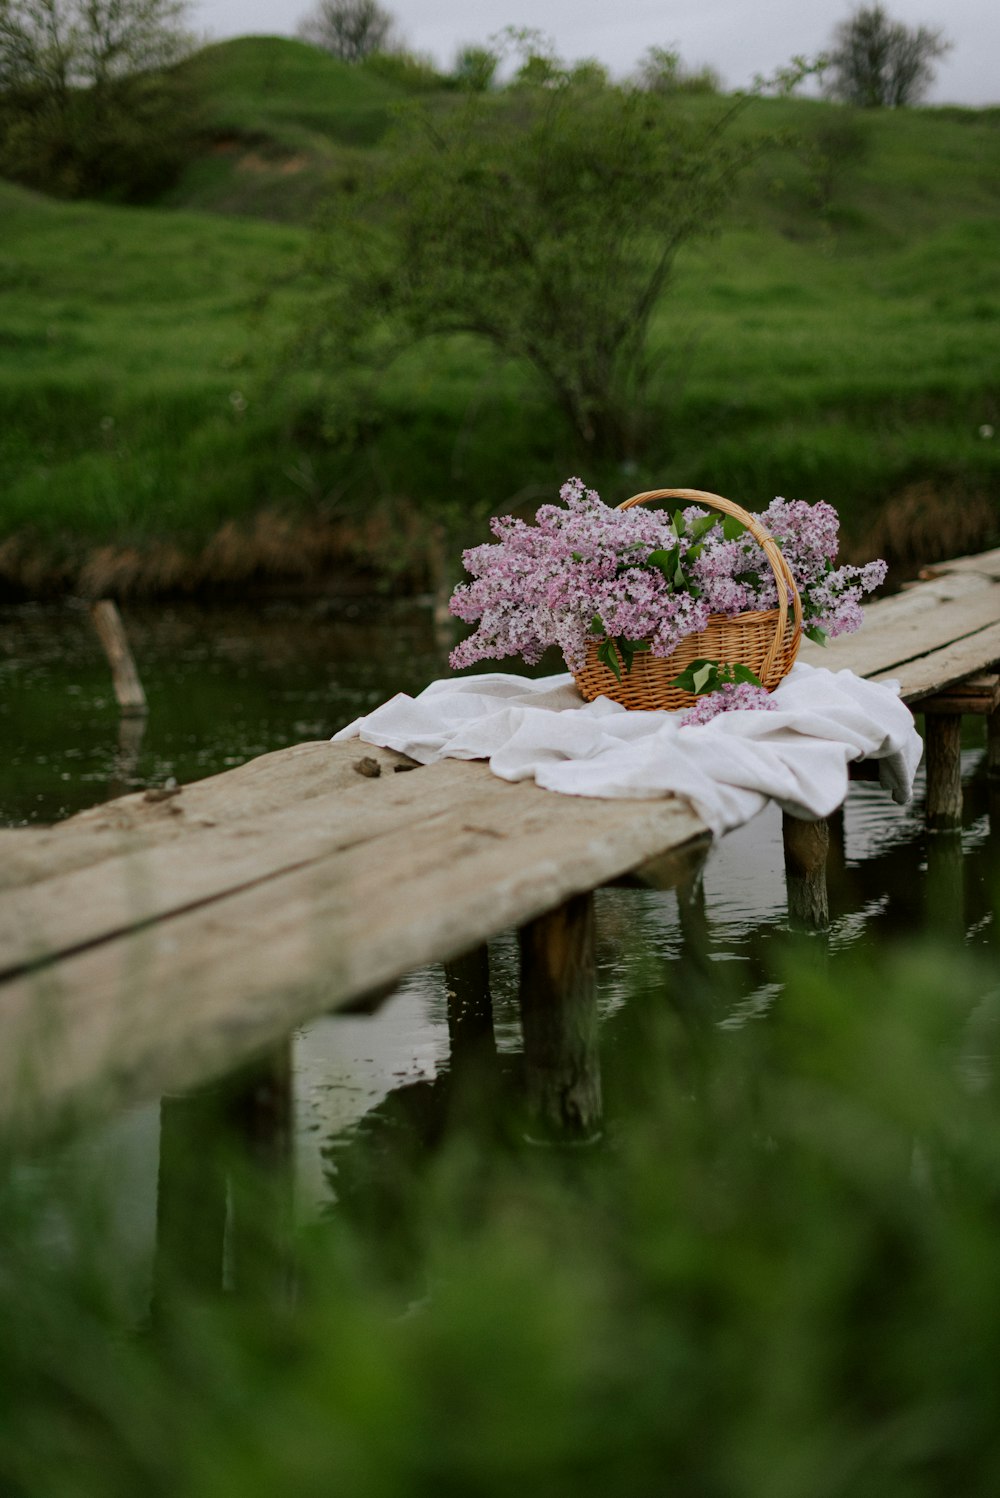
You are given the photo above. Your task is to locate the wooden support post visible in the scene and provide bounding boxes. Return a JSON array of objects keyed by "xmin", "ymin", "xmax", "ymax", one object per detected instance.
[
  {"xmin": 518, "ymin": 893, "xmax": 601, "ymax": 1142},
  {"xmin": 988, "ymin": 707, "xmax": 1000, "ymax": 781},
  {"xmin": 91, "ymin": 599, "xmax": 147, "ymax": 716},
  {"xmin": 924, "ymin": 713, "xmax": 963, "ymax": 832},
  {"xmin": 782, "ymin": 813, "xmax": 830, "ymax": 932}
]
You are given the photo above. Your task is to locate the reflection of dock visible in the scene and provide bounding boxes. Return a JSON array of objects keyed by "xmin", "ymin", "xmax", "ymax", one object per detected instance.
[{"xmin": 1, "ymin": 546, "xmax": 998, "ymax": 1142}]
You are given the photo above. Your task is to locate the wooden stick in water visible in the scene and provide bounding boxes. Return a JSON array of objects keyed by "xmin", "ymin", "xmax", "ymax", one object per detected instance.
[{"xmin": 90, "ymin": 599, "xmax": 148, "ymax": 716}]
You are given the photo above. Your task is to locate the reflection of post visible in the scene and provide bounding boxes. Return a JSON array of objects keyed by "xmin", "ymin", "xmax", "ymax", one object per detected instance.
[
  {"xmin": 676, "ymin": 851, "xmax": 710, "ymax": 956},
  {"xmin": 782, "ymin": 813, "xmax": 830, "ymax": 932},
  {"xmin": 443, "ymin": 944, "xmax": 495, "ymax": 1062},
  {"xmin": 154, "ymin": 1085, "xmax": 228, "ymax": 1307},
  {"xmin": 227, "ymin": 1043, "xmax": 294, "ymax": 1301},
  {"xmin": 518, "ymin": 893, "xmax": 602, "ymax": 1141},
  {"xmin": 108, "ymin": 711, "xmax": 147, "ymax": 801},
  {"xmin": 152, "ymin": 1044, "xmax": 293, "ymax": 1312},
  {"xmin": 924, "ymin": 714, "xmax": 963, "ymax": 832},
  {"xmin": 925, "ymin": 832, "xmax": 965, "ymax": 943},
  {"xmin": 988, "ymin": 707, "xmax": 1000, "ymax": 781}
]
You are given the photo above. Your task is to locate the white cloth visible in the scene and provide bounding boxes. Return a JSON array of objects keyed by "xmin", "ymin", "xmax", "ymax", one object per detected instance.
[{"xmin": 332, "ymin": 663, "xmax": 923, "ymax": 837}]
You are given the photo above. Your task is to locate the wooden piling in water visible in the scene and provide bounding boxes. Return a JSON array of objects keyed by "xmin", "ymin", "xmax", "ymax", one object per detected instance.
[
  {"xmin": 988, "ymin": 707, "xmax": 1000, "ymax": 781},
  {"xmin": 518, "ymin": 893, "xmax": 601, "ymax": 1141},
  {"xmin": 924, "ymin": 714, "xmax": 963, "ymax": 831},
  {"xmin": 91, "ymin": 599, "xmax": 147, "ymax": 716},
  {"xmin": 782, "ymin": 813, "xmax": 830, "ymax": 932}
]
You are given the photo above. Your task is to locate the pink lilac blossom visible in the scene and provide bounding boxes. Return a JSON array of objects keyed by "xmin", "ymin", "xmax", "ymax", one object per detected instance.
[
  {"xmin": 448, "ymin": 479, "xmax": 886, "ymax": 672},
  {"xmin": 681, "ymin": 682, "xmax": 777, "ymax": 725}
]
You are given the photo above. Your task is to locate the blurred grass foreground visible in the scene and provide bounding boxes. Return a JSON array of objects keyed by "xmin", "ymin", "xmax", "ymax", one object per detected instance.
[
  {"xmin": 3, "ymin": 925, "xmax": 1000, "ymax": 1497},
  {"xmin": 0, "ymin": 36, "xmax": 998, "ymax": 595}
]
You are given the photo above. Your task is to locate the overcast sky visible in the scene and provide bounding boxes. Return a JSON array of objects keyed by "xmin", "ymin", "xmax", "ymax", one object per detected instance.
[{"xmin": 192, "ymin": 0, "xmax": 998, "ymax": 105}]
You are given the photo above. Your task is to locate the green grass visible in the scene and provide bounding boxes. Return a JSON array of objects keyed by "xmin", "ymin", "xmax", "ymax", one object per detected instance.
[
  {"xmin": 163, "ymin": 38, "xmax": 405, "ymax": 222},
  {"xmin": 0, "ymin": 49, "xmax": 998, "ymax": 592},
  {"xmin": 4, "ymin": 927, "xmax": 1000, "ymax": 1495},
  {"xmin": 183, "ymin": 35, "xmax": 405, "ymax": 148},
  {"xmin": 0, "ymin": 179, "xmax": 320, "ymax": 549}
]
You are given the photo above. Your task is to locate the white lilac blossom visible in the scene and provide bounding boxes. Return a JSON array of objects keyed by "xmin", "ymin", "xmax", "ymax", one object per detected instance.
[
  {"xmin": 449, "ymin": 479, "xmax": 886, "ymax": 673},
  {"xmin": 681, "ymin": 682, "xmax": 777, "ymax": 725}
]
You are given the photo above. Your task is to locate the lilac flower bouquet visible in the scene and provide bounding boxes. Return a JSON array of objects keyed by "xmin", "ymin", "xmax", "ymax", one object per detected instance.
[{"xmin": 449, "ymin": 478, "xmax": 887, "ymax": 721}]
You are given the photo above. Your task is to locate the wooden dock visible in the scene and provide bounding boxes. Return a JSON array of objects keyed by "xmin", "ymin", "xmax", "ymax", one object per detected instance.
[{"xmin": 2, "ymin": 545, "xmax": 998, "ymax": 1141}]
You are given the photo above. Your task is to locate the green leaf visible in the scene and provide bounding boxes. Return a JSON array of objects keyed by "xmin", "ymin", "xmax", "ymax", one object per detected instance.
[
  {"xmin": 692, "ymin": 661, "xmax": 716, "ymax": 694},
  {"xmin": 646, "ymin": 547, "xmax": 677, "ymax": 578},
  {"xmin": 598, "ymin": 639, "xmax": 622, "ymax": 681},
  {"xmin": 722, "ymin": 514, "xmax": 747, "ymax": 542},
  {"xmin": 618, "ymin": 637, "xmax": 651, "ymax": 675},
  {"xmin": 670, "ymin": 658, "xmax": 722, "ymax": 695},
  {"xmin": 805, "ymin": 625, "xmax": 829, "ymax": 646},
  {"xmin": 729, "ymin": 663, "xmax": 764, "ymax": 687},
  {"xmin": 590, "ymin": 613, "xmax": 605, "ymax": 637},
  {"xmin": 572, "ymin": 551, "xmax": 583, "ymax": 562},
  {"xmin": 671, "ymin": 512, "xmax": 686, "ymax": 539},
  {"xmin": 689, "ymin": 513, "xmax": 717, "ymax": 541}
]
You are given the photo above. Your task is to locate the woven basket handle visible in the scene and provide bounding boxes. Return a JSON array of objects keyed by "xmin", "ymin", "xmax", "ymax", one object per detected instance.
[{"xmin": 618, "ymin": 487, "xmax": 803, "ymax": 684}]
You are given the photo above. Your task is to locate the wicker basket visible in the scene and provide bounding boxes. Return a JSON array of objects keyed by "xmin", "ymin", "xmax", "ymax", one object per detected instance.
[{"xmin": 572, "ymin": 487, "xmax": 803, "ymax": 711}]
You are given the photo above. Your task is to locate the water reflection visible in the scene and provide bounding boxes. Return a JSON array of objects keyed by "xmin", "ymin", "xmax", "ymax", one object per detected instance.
[{"xmin": 0, "ymin": 597, "xmax": 449, "ymax": 826}]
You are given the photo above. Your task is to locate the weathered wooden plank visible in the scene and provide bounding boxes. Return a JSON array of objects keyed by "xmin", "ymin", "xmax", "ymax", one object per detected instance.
[
  {"xmin": 798, "ymin": 584, "xmax": 1000, "ymax": 680},
  {"xmin": 0, "ymin": 749, "xmax": 508, "ymax": 978},
  {"xmin": 0, "ymin": 740, "xmax": 417, "ymax": 893},
  {"xmin": 872, "ymin": 622, "xmax": 1000, "ymax": 703},
  {"xmin": 920, "ymin": 674, "xmax": 1000, "ymax": 716},
  {"xmin": 797, "ymin": 571, "xmax": 993, "ymax": 670},
  {"xmin": 0, "ymin": 764, "xmax": 705, "ymax": 1137},
  {"xmin": 920, "ymin": 548, "xmax": 1000, "ymax": 582}
]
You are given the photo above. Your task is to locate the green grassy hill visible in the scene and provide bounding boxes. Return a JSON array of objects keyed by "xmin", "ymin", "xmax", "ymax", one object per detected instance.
[
  {"xmin": 0, "ymin": 38, "xmax": 998, "ymax": 594},
  {"xmin": 162, "ymin": 36, "xmax": 407, "ymax": 222}
]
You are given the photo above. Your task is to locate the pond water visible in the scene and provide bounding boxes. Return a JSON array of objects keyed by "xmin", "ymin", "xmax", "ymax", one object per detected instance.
[{"xmin": 2, "ymin": 598, "xmax": 997, "ymax": 1317}]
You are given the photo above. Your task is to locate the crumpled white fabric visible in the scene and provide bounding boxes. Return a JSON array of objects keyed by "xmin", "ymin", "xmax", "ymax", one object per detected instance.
[{"xmin": 332, "ymin": 662, "xmax": 923, "ymax": 837}]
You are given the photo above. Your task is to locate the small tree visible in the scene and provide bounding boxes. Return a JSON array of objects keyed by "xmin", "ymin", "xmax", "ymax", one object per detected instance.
[
  {"xmin": 452, "ymin": 44, "xmax": 498, "ymax": 93},
  {"xmin": 0, "ymin": 0, "xmax": 198, "ymax": 197},
  {"xmin": 309, "ymin": 71, "xmax": 783, "ymax": 463},
  {"xmin": 824, "ymin": 4, "xmax": 951, "ymax": 107},
  {"xmin": 297, "ymin": 0, "xmax": 395, "ymax": 63},
  {"xmin": 636, "ymin": 45, "xmax": 722, "ymax": 95}
]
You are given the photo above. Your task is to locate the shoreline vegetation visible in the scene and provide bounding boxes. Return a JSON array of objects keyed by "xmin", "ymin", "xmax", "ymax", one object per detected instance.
[{"xmin": 1, "ymin": 36, "xmax": 998, "ymax": 599}]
